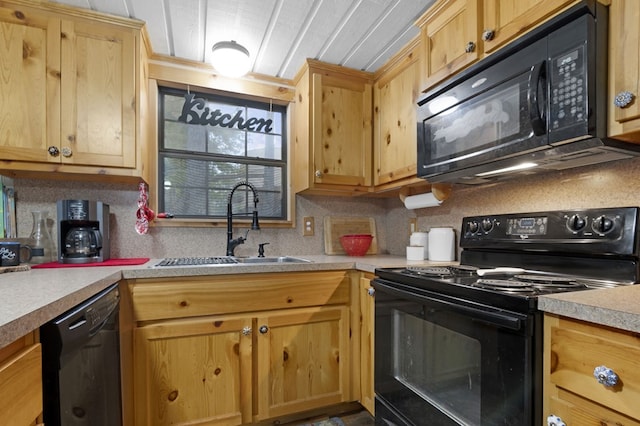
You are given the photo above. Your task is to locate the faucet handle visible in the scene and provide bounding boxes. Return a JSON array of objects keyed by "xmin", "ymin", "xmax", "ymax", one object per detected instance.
[{"xmin": 258, "ymin": 242, "xmax": 270, "ymax": 257}]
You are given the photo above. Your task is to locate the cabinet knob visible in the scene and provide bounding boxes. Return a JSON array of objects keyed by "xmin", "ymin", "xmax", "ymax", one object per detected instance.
[
  {"xmin": 259, "ymin": 325, "xmax": 269, "ymax": 334},
  {"xmin": 482, "ymin": 29, "xmax": 495, "ymax": 41},
  {"xmin": 48, "ymin": 146, "xmax": 60, "ymax": 157},
  {"xmin": 614, "ymin": 91, "xmax": 635, "ymax": 108},
  {"xmin": 61, "ymin": 147, "xmax": 73, "ymax": 158},
  {"xmin": 367, "ymin": 287, "xmax": 375, "ymax": 297},
  {"xmin": 315, "ymin": 170, "xmax": 322, "ymax": 178},
  {"xmin": 465, "ymin": 41, "xmax": 476, "ymax": 53},
  {"xmin": 593, "ymin": 365, "xmax": 619, "ymax": 387},
  {"xmin": 547, "ymin": 415, "xmax": 566, "ymax": 426},
  {"xmin": 241, "ymin": 326, "xmax": 252, "ymax": 336}
]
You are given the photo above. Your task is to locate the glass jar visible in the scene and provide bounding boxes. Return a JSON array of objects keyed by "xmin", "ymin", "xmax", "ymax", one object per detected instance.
[{"xmin": 28, "ymin": 210, "xmax": 54, "ymax": 264}]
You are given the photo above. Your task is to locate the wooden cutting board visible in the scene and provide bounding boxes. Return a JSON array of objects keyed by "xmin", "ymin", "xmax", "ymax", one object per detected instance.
[
  {"xmin": 324, "ymin": 216, "xmax": 377, "ymax": 255},
  {"xmin": 0, "ymin": 264, "xmax": 31, "ymax": 274}
]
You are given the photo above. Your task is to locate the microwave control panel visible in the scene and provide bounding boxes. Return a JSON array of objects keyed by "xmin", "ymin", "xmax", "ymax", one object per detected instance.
[{"xmin": 549, "ymin": 45, "xmax": 587, "ymax": 130}]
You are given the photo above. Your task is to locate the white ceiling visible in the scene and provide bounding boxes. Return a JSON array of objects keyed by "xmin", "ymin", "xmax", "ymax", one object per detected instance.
[{"xmin": 48, "ymin": 0, "xmax": 436, "ymax": 80}]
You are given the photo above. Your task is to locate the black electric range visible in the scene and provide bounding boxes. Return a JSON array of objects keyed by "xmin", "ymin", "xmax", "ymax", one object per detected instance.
[
  {"xmin": 376, "ymin": 206, "xmax": 640, "ymax": 314},
  {"xmin": 373, "ymin": 207, "xmax": 640, "ymax": 426}
]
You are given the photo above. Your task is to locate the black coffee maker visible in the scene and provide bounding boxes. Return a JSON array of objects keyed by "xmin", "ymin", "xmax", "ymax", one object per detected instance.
[{"xmin": 57, "ymin": 200, "xmax": 110, "ymax": 264}]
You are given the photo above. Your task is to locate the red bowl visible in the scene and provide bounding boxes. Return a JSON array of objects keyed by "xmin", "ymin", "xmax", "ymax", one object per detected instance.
[{"xmin": 340, "ymin": 234, "xmax": 373, "ymax": 256}]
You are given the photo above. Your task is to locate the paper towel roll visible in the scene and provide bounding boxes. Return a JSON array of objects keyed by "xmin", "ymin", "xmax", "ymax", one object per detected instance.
[{"xmin": 403, "ymin": 192, "xmax": 442, "ymax": 209}]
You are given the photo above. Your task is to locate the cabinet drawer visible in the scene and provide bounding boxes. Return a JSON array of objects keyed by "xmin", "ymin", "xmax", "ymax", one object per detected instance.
[
  {"xmin": 0, "ymin": 343, "xmax": 42, "ymax": 425},
  {"xmin": 549, "ymin": 391, "xmax": 640, "ymax": 425},
  {"xmin": 129, "ymin": 271, "xmax": 351, "ymax": 321},
  {"xmin": 549, "ymin": 318, "xmax": 640, "ymax": 420}
]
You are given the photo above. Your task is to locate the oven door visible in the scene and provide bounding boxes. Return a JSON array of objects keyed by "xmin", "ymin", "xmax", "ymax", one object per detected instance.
[{"xmin": 373, "ymin": 279, "xmax": 541, "ymax": 426}]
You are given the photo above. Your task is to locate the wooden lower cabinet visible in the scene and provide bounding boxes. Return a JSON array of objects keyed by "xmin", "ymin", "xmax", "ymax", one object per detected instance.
[
  {"xmin": 134, "ymin": 315, "xmax": 253, "ymax": 425},
  {"xmin": 128, "ymin": 271, "xmax": 353, "ymax": 425},
  {"xmin": 0, "ymin": 334, "xmax": 43, "ymax": 426},
  {"xmin": 358, "ymin": 274, "xmax": 375, "ymax": 415},
  {"xmin": 544, "ymin": 314, "xmax": 640, "ymax": 425},
  {"xmin": 255, "ymin": 306, "xmax": 350, "ymax": 421}
]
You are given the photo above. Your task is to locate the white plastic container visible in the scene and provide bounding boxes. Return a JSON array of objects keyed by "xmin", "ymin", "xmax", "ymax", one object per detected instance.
[
  {"xmin": 406, "ymin": 246, "xmax": 425, "ymax": 261},
  {"xmin": 428, "ymin": 227, "xmax": 455, "ymax": 261},
  {"xmin": 409, "ymin": 232, "xmax": 429, "ymax": 259}
]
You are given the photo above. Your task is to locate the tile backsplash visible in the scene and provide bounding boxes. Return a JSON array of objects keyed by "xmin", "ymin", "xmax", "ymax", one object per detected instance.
[{"xmin": 11, "ymin": 156, "xmax": 640, "ymax": 259}]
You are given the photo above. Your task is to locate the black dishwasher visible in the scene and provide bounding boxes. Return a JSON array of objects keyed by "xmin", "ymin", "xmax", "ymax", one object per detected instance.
[{"xmin": 40, "ymin": 283, "xmax": 122, "ymax": 426}]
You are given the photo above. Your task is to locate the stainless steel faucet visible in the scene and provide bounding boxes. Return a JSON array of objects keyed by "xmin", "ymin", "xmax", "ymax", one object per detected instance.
[{"xmin": 226, "ymin": 181, "xmax": 260, "ymax": 256}]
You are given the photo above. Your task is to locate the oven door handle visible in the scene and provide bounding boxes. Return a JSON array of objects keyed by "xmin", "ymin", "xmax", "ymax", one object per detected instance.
[{"xmin": 374, "ymin": 280, "xmax": 524, "ymax": 331}]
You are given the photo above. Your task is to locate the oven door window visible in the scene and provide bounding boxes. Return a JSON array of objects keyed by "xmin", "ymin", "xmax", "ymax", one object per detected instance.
[
  {"xmin": 374, "ymin": 282, "xmax": 536, "ymax": 426},
  {"xmin": 393, "ymin": 308, "xmax": 481, "ymax": 425},
  {"xmin": 418, "ymin": 62, "xmax": 548, "ymax": 177}
]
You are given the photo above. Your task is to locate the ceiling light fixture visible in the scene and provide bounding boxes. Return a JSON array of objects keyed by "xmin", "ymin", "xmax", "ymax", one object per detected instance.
[{"xmin": 211, "ymin": 40, "xmax": 251, "ymax": 78}]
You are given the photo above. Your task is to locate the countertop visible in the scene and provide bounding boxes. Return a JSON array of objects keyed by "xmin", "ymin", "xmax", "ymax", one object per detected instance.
[
  {"xmin": 0, "ymin": 255, "xmax": 435, "ymax": 349},
  {"xmin": 5, "ymin": 255, "xmax": 639, "ymax": 350},
  {"xmin": 539, "ymin": 285, "xmax": 640, "ymax": 333}
]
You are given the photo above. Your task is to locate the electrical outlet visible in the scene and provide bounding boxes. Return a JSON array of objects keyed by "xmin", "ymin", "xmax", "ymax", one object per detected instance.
[
  {"xmin": 303, "ymin": 217, "xmax": 315, "ymax": 236},
  {"xmin": 409, "ymin": 218, "xmax": 417, "ymax": 234}
]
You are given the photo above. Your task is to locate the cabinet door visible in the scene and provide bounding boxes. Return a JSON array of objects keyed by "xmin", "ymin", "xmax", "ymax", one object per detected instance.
[
  {"xmin": 482, "ymin": 0, "xmax": 575, "ymax": 54},
  {"xmin": 60, "ymin": 19, "xmax": 136, "ymax": 168},
  {"xmin": 609, "ymin": 0, "xmax": 640, "ymax": 140},
  {"xmin": 0, "ymin": 342, "xmax": 42, "ymax": 426},
  {"xmin": 359, "ymin": 276, "xmax": 375, "ymax": 415},
  {"xmin": 255, "ymin": 306, "xmax": 351, "ymax": 421},
  {"xmin": 374, "ymin": 57, "xmax": 420, "ymax": 186},
  {"xmin": 312, "ymin": 73, "xmax": 372, "ymax": 187},
  {"xmin": 420, "ymin": 0, "xmax": 480, "ymax": 90},
  {"xmin": 134, "ymin": 316, "xmax": 252, "ymax": 426},
  {"xmin": 0, "ymin": 4, "xmax": 60, "ymax": 163}
]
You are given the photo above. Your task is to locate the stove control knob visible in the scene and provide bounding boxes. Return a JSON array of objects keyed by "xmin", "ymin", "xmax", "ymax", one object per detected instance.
[
  {"xmin": 567, "ymin": 214, "xmax": 586, "ymax": 232},
  {"xmin": 592, "ymin": 215, "xmax": 615, "ymax": 234},
  {"xmin": 481, "ymin": 218, "xmax": 494, "ymax": 233},
  {"xmin": 467, "ymin": 220, "xmax": 479, "ymax": 234}
]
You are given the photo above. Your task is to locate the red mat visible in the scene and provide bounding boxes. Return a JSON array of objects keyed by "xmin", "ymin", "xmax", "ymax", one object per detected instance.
[{"xmin": 32, "ymin": 258, "xmax": 150, "ymax": 268}]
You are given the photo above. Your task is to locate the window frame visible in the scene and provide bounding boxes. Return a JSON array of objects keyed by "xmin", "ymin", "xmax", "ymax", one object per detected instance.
[{"xmin": 156, "ymin": 86, "xmax": 289, "ymax": 223}]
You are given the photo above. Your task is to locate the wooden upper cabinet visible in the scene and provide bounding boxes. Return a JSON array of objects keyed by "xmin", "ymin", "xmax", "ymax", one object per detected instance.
[
  {"xmin": 416, "ymin": 0, "xmax": 580, "ymax": 92},
  {"xmin": 0, "ymin": 3, "xmax": 60, "ymax": 163},
  {"xmin": 482, "ymin": 0, "xmax": 576, "ymax": 54},
  {"xmin": 60, "ymin": 19, "xmax": 137, "ymax": 168},
  {"xmin": 608, "ymin": 0, "xmax": 640, "ymax": 142},
  {"xmin": 292, "ymin": 59, "xmax": 373, "ymax": 195},
  {"xmin": 417, "ymin": 0, "xmax": 480, "ymax": 91},
  {"xmin": 0, "ymin": 0, "xmax": 145, "ymax": 182},
  {"xmin": 373, "ymin": 44, "xmax": 421, "ymax": 187}
]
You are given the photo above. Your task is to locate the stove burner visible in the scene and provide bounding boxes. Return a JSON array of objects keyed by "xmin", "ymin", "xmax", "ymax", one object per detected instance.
[
  {"xmin": 514, "ymin": 274, "xmax": 584, "ymax": 287},
  {"xmin": 406, "ymin": 266, "xmax": 453, "ymax": 277},
  {"xmin": 476, "ymin": 279, "xmax": 533, "ymax": 288},
  {"xmin": 474, "ymin": 279, "xmax": 540, "ymax": 293},
  {"xmin": 405, "ymin": 265, "xmax": 478, "ymax": 278}
]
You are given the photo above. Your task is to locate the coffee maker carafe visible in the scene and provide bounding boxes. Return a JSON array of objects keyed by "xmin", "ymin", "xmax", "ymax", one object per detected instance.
[{"xmin": 57, "ymin": 200, "xmax": 110, "ymax": 264}]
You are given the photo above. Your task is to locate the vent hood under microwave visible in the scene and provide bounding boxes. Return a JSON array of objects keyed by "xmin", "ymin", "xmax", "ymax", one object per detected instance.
[{"xmin": 417, "ymin": 0, "xmax": 640, "ymax": 185}]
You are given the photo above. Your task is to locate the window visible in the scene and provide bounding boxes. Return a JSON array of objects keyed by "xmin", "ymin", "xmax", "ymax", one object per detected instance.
[{"xmin": 158, "ymin": 87, "xmax": 287, "ymax": 220}]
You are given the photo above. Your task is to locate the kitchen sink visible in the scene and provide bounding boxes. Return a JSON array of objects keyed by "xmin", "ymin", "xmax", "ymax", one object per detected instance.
[
  {"xmin": 154, "ymin": 256, "xmax": 311, "ymax": 267},
  {"xmin": 234, "ymin": 256, "xmax": 312, "ymax": 264}
]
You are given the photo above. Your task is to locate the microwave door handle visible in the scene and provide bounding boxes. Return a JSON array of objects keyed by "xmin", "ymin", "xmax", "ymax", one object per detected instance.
[{"xmin": 527, "ymin": 60, "xmax": 547, "ymax": 136}]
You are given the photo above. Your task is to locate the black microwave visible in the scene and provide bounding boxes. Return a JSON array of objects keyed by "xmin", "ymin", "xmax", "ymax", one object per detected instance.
[{"xmin": 417, "ymin": 0, "xmax": 640, "ymax": 185}]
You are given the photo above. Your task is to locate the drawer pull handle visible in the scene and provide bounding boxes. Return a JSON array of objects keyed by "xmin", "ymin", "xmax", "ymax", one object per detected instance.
[
  {"xmin": 241, "ymin": 326, "xmax": 252, "ymax": 336},
  {"xmin": 594, "ymin": 365, "xmax": 619, "ymax": 387},
  {"xmin": 614, "ymin": 90, "xmax": 634, "ymax": 108},
  {"xmin": 547, "ymin": 415, "xmax": 566, "ymax": 426}
]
